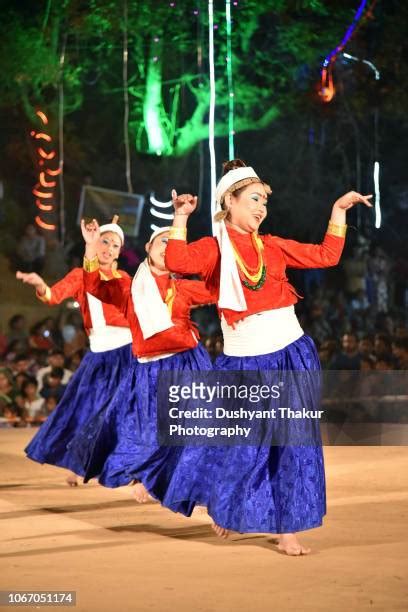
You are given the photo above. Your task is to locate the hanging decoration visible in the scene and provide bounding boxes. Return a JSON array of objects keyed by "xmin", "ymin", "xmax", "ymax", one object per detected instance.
[
  {"xmin": 225, "ymin": 0, "xmax": 235, "ymax": 159},
  {"xmin": 318, "ymin": 0, "xmax": 378, "ymax": 103},
  {"xmin": 208, "ymin": 0, "xmax": 217, "ymax": 233},
  {"xmin": 149, "ymin": 193, "xmax": 174, "ymax": 232},
  {"xmin": 31, "ymin": 110, "xmax": 61, "ymax": 232}
]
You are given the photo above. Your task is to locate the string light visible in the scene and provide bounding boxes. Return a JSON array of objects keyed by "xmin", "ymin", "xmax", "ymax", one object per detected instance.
[
  {"xmin": 34, "ymin": 133, "xmax": 52, "ymax": 142},
  {"xmin": 31, "ymin": 109, "xmax": 58, "ymax": 231},
  {"xmin": 37, "ymin": 148, "xmax": 56, "ymax": 160},
  {"xmin": 225, "ymin": 0, "xmax": 235, "ymax": 158},
  {"xmin": 36, "ymin": 111, "xmax": 48, "ymax": 125},
  {"xmin": 208, "ymin": 0, "xmax": 217, "ymax": 233},
  {"xmin": 35, "ymin": 200, "xmax": 53, "ymax": 211},
  {"xmin": 39, "ymin": 172, "xmax": 57, "ymax": 188},
  {"xmin": 150, "ymin": 194, "xmax": 173, "ymax": 208},
  {"xmin": 150, "ymin": 208, "xmax": 174, "ymax": 220},
  {"xmin": 149, "ymin": 194, "xmax": 174, "ymax": 228},
  {"xmin": 35, "ymin": 216, "xmax": 56, "ymax": 231},
  {"xmin": 32, "ymin": 188, "xmax": 53, "ymax": 199},
  {"xmin": 319, "ymin": 0, "xmax": 373, "ymax": 103},
  {"xmin": 46, "ymin": 167, "xmax": 62, "ymax": 176}
]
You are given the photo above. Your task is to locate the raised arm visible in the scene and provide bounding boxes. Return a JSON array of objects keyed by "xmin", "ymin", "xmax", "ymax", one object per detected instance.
[
  {"xmin": 16, "ymin": 269, "xmax": 82, "ymax": 305},
  {"xmin": 81, "ymin": 218, "xmax": 130, "ymax": 312},
  {"xmin": 273, "ymin": 190, "xmax": 373, "ymax": 269},
  {"xmin": 164, "ymin": 190, "xmax": 219, "ymax": 278}
]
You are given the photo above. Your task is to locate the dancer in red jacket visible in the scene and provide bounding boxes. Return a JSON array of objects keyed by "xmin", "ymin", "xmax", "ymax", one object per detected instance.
[{"xmin": 164, "ymin": 158, "xmax": 372, "ymax": 555}]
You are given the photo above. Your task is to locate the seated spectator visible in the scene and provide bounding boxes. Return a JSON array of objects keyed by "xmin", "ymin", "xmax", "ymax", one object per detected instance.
[
  {"xmin": 330, "ymin": 333, "xmax": 361, "ymax": 370},
  {"xmin": 16, "ymin": 224, "xmax": 45, "ymax": 273},
  {"xmin": 14, "ymin": 372, "xmax": 30, "ymax": 391},
  {"xmin": 20, "ymin": 378, "xmax": 44, "ymax": 424},
  {"xmin": 11, "ymin": 353, "xmax": 36, "ymax": 377},
  {"xmin": 40, "ymin": 367, "xmax": 66, "ymax": 402},
  {"xmin": 392, "ymin": 338, "xmax": 408, "ymax": 369},
  {"xmin": 0, "ymin": 367, "xmax": 15, "ymax": 399},
  {"xmin": 43, "ymin": 393, "xmax": 59, "ymax": 415},
  {"xmin": 374, "ymin": 333, "xmax": 393, "ymax": 362},
  {"xmin": 36, "ymin": 348, "xmax": 73, "ymax": 391},
  {"xmin": 318, "ymin": 339, "xmax": 337, "ymax": 370},
  {"xmin": 0, "ymin": 395, "xmax": 19, "ymax": 425},
  {"xmin": 358, "ymin": 335, "xmax": 375, "ymax": 360}
]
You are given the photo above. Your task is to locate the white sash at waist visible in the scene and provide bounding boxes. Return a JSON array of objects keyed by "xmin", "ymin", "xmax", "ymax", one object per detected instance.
[
  {"xmin": 221, "ymin": 306, "xmax": 303, "ymax": 357},
  {"xmin": 89, "ymin": 326, "xmax": 133, "ymax": 353}
]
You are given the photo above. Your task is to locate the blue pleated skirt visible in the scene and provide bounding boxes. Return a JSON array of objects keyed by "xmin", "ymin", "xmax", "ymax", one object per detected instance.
[
  {"xmin": 75, "ymin": 344, "xmax": 220, "ymax": 515},
  {"xmin": 206, "ymin": 334, "xmax": 326, "ymax": 533},
  {"xmin": 25, "ymin": 343, "xmax": 133, "ymax": 476}
]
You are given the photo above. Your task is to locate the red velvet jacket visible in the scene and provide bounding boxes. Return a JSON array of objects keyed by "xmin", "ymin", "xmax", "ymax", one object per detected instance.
[
  {"xmin": 165, "ymin": 226, "xmax": 346, "ymax": 325},
  {"xmin": 37, "ymin": 267, "xmax": 131, "ymax": 334},
  {"xmin": 83, "ymin": 269, "xmax": 216, "ymax": 358}
]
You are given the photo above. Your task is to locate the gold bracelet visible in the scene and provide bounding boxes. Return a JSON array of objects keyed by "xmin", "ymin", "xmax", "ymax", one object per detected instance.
[
  {"xmin": 327, "ymin": 220, "xmax": 347, "ymax": 238},
  {"xmin": 169, "ymin": 226, "xmax": 187, "ymax": 241},
  {"xmin": 36, "ymin": 285, "xmax": 51, "ymax": 303},
  {"xmin": 83, "ymin": 255, "xmax": 100, "ymax": 273}
]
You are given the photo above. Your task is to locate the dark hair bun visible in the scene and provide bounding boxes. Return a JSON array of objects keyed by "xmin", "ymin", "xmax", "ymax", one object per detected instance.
[{"xmin": 222, "ymin": 158, "xmax": 247, "ymax": 175}]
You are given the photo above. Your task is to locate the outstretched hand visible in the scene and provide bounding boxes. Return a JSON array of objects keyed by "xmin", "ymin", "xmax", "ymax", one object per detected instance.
[
  {"xmin": 171, "ymin": 189, "xmax": 198, "ymax": 216},
  {"xmin": 16, "ymin": 271, "xmax": 45, "ymax": 290},
  {"xmin": 334, "ymin": 191, "xmax": 373, "ymax": 211}
]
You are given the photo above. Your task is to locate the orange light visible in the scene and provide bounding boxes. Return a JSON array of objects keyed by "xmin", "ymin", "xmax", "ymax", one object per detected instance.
[
  {"xmin": 46, "ymin": 167, "xmax": 62, "ymax": 176},
  {"xmin": 36, "ymin": 199, "xmax": 53, "ymax": 211},
  {"xmin": 32, "ymin": 188, "xmax": 53, "ymax": 199},
  {"xmin": 318, "ymin": 67, "xmax": 335, "ymax": 103},
  {"xmin": 39, "ymin": 172, "xmax": 57, "ymax": 188},
  {"xmin": 36, "ymin": 111, "xmax": 48, "ymax": 125},
  {"xmin": 35, "ymin": 132, "xmax": 52, "ymax": 142},
  {"xmin": 38, "ymin": 148, "xmax": 56, "ymax": 160},
  {"xmin": 35, "ymin": 216, "xmax": 56, "ymax": 231}
]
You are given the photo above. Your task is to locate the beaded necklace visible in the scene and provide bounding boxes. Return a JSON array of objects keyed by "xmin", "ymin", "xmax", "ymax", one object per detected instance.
[{"xmin": 230, "ymin": 233, "xmax": 267, "ymax": 291}]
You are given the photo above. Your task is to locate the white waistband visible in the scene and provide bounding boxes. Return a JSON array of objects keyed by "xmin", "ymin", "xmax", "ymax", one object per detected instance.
[
  {"xmin": 221, "ymin": 306, "xmax": 303, "ymax": 357},
  {"xmin": 89, "ymin": 326, "xmax": 133, "ymax": 353},
  {"xmin": 137, "ymin": 351, "xmax": 177, "ymax": 363}
]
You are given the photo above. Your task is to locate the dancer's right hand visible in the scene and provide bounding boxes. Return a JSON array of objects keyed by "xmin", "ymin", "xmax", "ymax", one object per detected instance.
[
  {"xmin": 81, "ymin": 218, "xmax": 100, "ymax": 245},
  {"xmin": 16, "ymin": 271, "xmax": 46, "ymax": 292},
  {"xmin": 171, "ymin": 189, "xmax": 198, "ymax": 216}
]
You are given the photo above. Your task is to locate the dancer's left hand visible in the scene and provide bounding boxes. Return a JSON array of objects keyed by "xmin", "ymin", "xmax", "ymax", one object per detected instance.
[{"xmin": 334, "ymin": 191, "xmax": 373, "ymax": 211}]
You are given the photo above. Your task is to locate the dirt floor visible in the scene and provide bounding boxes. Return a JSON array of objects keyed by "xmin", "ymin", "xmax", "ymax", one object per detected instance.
[{"xmin": 1, "ymin": 429, "xmax": 407, "ymax": 612}]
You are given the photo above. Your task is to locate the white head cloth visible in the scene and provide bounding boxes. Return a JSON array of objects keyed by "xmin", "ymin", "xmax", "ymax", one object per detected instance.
[
  {"xmin": 131, "ymin": 227, "xmax": 174, "ymax": 339},
  {"xmin": 213, "ymin": 167, "xmax": 260, "ymax": 312},
  {"xmin": 99, "ymin": 223, "xmax": 125, "ymax": 245}
]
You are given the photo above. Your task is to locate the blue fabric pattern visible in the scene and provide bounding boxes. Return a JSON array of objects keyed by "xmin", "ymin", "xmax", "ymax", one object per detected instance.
[
  {"xmin": 75, "ymin": 344, "xmax": 220, "ymax": 515},
  {"xmin": 205, "ymin": 334, "xmax": 326, "ymax": 533},
  {"xmin": 25, "ymin": 343, "xmax": 133, "ymax": 476}
]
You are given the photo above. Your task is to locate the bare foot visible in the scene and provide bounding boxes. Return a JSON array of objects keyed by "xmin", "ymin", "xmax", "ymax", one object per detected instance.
[
  {"xmin": 212, "ymin": 523, "xmax": 230, "ymax": 539},
  {"xmin": 131, "ymin": 482, "xmax": 151, "ymax": 503},
  {"xmin": 277, "ymin": 533, "xmax": 311, "ymax": 556},
  {"xmin": 66, "ymin": 472, "xmax": 78, "ymax": 487}
]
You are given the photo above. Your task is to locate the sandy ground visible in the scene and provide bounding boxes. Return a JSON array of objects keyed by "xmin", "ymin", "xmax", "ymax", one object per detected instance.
[{"xmin": 1, "ymin": 429, "xmax": 407, "ymax": 612}]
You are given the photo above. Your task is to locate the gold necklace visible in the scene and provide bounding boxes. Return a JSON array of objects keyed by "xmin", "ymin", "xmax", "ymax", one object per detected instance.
[{"xmin": 231, "ymin": 233, "xmax": 264, "ymax": 283}]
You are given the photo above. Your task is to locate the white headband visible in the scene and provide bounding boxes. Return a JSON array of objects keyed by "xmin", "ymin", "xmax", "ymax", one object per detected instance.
[
  {"xmin": 148, "ymin": 226, "xmax": 171, "ymax": 244},
  {"xmin": 215, "ymin": 166, "xmax": 260, "ymax": 207},
  {"xmin": 99, "ymin": 223, "xmax": 125, "ymax": 245}
]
